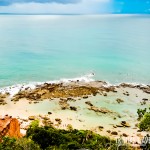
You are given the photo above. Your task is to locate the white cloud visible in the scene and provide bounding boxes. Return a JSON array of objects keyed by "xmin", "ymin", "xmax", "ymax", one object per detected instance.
[{"xmin": 0, "ymin": 0, "xmax": 112, "ymax": 14}]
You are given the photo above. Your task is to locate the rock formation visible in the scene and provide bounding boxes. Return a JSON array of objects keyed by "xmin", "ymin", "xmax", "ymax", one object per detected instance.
[
  {"xmin": 116, "ymin": 98, "xmax": 124, "ymax": 104},
  {"xmin": 0, "ymin": 115, "xmax": 21, "ymax": 140},
  {"xmin": 0, "ymin": 93, "xmax": 8, "ymax": 105},
  {"xmin": 88, "ymin": 106, "xmax": 113, "ymax": 114},
  {"xmin": 11, "ymin": 82, "xmax": 115, "ymax": 102}
]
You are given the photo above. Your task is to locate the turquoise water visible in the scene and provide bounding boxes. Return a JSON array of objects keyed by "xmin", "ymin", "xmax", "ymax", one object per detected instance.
[{"xmin": 0, "ymin": 15, "xmax": 150, "ymax": 87}]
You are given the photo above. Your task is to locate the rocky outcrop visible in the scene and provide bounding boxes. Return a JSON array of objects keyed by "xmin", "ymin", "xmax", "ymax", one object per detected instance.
[
  {"xmin": 11, "ymin": 83, "xmax": 101, "ymax": 102},
  {"xmin": 144, "ymin": 89, "xmax": 150, "ymax": 94},
  {"xmin": 98, "ymin": 126, "xmax": 104, "ymax": 130},
  {"xmin": 122, "ymin": 133, "xmax": 128, "ymax": 137},
  {"xmin": 111, "ymin": 131, "xmax": 118, "ymax": 135},
  {"xmin": 142, "ymin": 98, "xmax": 148, "ymax": 101},
  {"xmin": 28, "ymin": 116, "xmax": 36, "ymax": 120},
  {"xmin": 0, "ymin": 99, "xmax": 7, "ymax": 105},
  {"xmin": 121, "ymin": 121, "xmax": 131, "ymax": 127},
  {"xmin": 0, "ymin": 93, "xmax": 9, "ymax": 105},
  {"xmin": 59, "ymin": 99, "xmax": 70, "ymax": 110},
  {"xmin": 88, "ymin": 106, "xmax": 113, "ymax": 114},
  {"xmin": 119, "ymin": 83, "xmax": 150, "ymax": 94},
  {"xmin": 0, "ymin": 93, "xmax": 9, "ymax": 99},
  {"xmin": 104, "ymin": 86, "xmax": 117, "ymax": 93},
  {"xmin": 55, "ymin": 118, "xmax": 62, "ymax": 124},
  {"xmin": 85, "ymin": 101, "xmax": 93, "ymax": 106},
  {"xmin": 116, "ymin": 121, "xmax": 131, "ymax": 128},
  {"xmin": 0, "ymin": 115, "xmax": 22, "ymax": 140},
  {"xmin": 116, "ymin": 98, "xmax": 124, "ymax": 104},
  {"xmin": 48, "ymin": 112, "xmax": 52, "ymax": 115},
  {"xmin": 9, "ymin": 81, "xmax": 150, "ymax": 104},
  {"xmin": 82, "ymin": 96, "xmax": 88, "ymax": 99},
  {"xmin": 70, "ymin": 106, "xmax": 77, "ymax": 111},
  {"xmin": 10, "ymin": 81, "xmax": 122, "ymax": 103}
]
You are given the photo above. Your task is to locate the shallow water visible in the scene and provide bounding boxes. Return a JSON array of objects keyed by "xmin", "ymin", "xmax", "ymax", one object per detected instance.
[
  {"xmin": 0, "ymin": 15, "xmax": 150, "ymax": 87},
  {"xmin": 1, "ymin": 87, "xmax": 149, "ymax": 138}
]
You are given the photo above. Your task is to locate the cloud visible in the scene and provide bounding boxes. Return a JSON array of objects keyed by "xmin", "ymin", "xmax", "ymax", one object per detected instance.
[
  {"xmin": 0, "ymin": 0, "xmax": 81, "ymax": 6},
  {"xmin": 0, "ymin": 0, "xmax": 112, "ymax": 14}
]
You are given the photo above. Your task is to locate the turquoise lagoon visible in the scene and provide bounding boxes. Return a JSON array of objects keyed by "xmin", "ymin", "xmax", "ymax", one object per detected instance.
[{"xmin": 0, "ymin": 15, "xmax": 150, "ymax": 87}]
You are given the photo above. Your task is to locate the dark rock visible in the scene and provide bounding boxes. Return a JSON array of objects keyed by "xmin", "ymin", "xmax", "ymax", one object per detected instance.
[
  {"xmin": 0, "ymin": 99, "xmax": 4, "ymax": 102},
  {"xmin": 28, "ymin": 116, "xmax": 35, "ymax": 120},
  {"xmin": 67, "ymin": 97, "xmax": 73, "ymax": 101},
  {"xmin": 70, "ymin": 106, "xmax": 77, "ymax": 111},
  {"xmin": 116, "ymin": 124, "xmax": 124, "ymax": 127},
  {"xmin": 85, "ymin": 101, "xmax": 93, "ymax": 106},
  {"xmin": 55, "ymin": 118, "xmax": 62, "ymax": 124},
  {"xmin": 113, "ymin": 89, "xmax": 117, "ymax": 93},
  {"xmin": 88, "ymin": 106, "xmax": 113, "ymax": 114},
  {"xmin": 121, "ymin": 121, "xmax": 126, "ymax": 124},
  {"xmin": 121, "ymin": 121, "xmax": 131, "ymax": 127},
  {"xmin": 140, "ymin": 101, "xmax": 146, "ymax": 105},
  {"xmin": 107, "ymin": 130, "xmax": 111, "ymax": 133},
  {"xmin": 48, "ymin": 112, "xmax": 52, "ymax": 115},
  {"xmin": 111, "ymin": 131, "xmax": 118, "ymax": 135},
  {"xmin": 82, "ymin": 96, "xmax": 88, "ymax": 99},
  {"xmin": 142, "ymin": 98, "xmax": 148, "ymax": 101},
  {"xmin": 98, "ymin": 126, "xmax": 104, "ymax": 129},
  {"xmin": 116, "ymin": 98, "xmax": 124, "ymax": 104},
  {"xmin": 93, "ymin": 92, "xmax": 97, "ymax": 96},
  {"xmin": 117, "ymin": 115, "xmax": 122, "ymax": 118},
  {"xmin": 103, "ymin": 93, "xmax": 107, "ymax": 96},
  {"xmin": 42, "ymin": 116, "xmax": 50, "ymax": 120},
  {"xmin": 122, "ymin": 133, "xmax": 128, "ymax": 137},
  {"xmin": 137, "ymin": 130, "xmax": 142, "ymax": 132},
  {"xmin": 144, "ymin": 90, "xmax": 150, "ymax": 94}
]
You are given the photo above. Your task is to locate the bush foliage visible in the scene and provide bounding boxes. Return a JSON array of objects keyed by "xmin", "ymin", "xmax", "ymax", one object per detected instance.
[
  {"xmin": 139, "ymin": 112, "xmax": 150, "ymax": 131},
  {"xmin": 26, "ymin": 125, "xmax": 118, "ymax": 150},
  {"xmin": 0, "ymin": 121, "xmax": 132, "ymax": 150}
]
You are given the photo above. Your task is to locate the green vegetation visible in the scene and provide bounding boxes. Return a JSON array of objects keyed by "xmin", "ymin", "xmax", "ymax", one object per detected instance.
[
  {"xmin": 30, "ymin": 119, "xmax": 39, "ymax": 128},
  {"xmin": 0, "ymin": 121, "xmax": 132, "ymax": 150},
  {"xmin": 0, "ymin": 137, "xmax": 16, "ymax": 150},
  {"xmin": 137, "ymin": 108, "xmax": 147, "ymax": 120},
  {"xmin": 26, "ymin": 125, "xmax": 118, "ymax": 149},
  {"xmin": 139, "ymin": 112, "xmax": 150, "ymax": 131},
  {"xmin": 0, "ymin": 136, "xmax": 40, "ymax": 150},
  {"xmin": 137, "ymin": 107, "xmax": 150, "ymax": 131}
]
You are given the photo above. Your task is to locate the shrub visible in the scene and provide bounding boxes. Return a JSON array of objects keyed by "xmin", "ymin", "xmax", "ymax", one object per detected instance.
[
  {"xmin": 26, "ymin": 125, "xmax": 118, "ymax": 150},
  {"xmin": 0, "ymin": 137, "xmax": 41, "ymax": 150},
  {"xmin": 137, "ymin": 108, "xmax": 147, "ymax": 120},
  {"xmin": 15, "ymin": 138, "xmax": 41, "ymax": 150},
  {"xmin": 139, "ymin": 112, "xmax": 150, "ymax": 131},
  {"xmin": 30, "ymin": 120, "xmax": 39, "ymax": 128},
  {"xmin": 0, "ymin": 137, "xmax": 16, "ymax": 150}
]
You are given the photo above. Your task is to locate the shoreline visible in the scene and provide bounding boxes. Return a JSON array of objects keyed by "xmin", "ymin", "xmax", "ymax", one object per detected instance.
[
  {"xmin": 0, "ymin": 79, "xmax": 150, "ymax": 146},
  {"xmin": 0, "ymin": 76, "xmax": 149, "ymax": 96}
]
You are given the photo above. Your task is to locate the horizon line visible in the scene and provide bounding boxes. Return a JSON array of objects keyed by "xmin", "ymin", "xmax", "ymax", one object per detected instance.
[{"xmin": 0, "ymin": 13, "xmax": 150, "ymax": 15}]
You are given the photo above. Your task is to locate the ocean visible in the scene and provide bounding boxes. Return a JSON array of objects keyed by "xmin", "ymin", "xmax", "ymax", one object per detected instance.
[{"xmin": 0, "ymin": 14, "xmax": 150, "ymax": 88}]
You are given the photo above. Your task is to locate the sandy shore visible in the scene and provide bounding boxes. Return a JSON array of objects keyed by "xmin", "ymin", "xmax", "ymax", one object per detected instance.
[{"xmin": 0, "ymin": 80, "xmax": 150, "ymax": 146}]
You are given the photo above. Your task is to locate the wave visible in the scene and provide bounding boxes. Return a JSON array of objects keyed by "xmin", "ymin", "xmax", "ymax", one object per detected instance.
[
  {"xmin": 0, "ymin": 72, "xmax": 149, "ymax": 97},
  {"xmin": 0, "ymin": 73, "xmax": 95, "ymax": 96}
]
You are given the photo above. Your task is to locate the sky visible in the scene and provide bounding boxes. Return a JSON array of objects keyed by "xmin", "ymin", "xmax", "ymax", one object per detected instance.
[{"xmin": 0, "ymin": 0, "xmax": 149, "ymax": 14}]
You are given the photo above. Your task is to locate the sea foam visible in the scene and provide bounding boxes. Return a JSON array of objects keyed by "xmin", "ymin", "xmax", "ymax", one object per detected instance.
[{"xmin": 0, "ymin": 73, "xmax": 95, "ymax": 97}]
